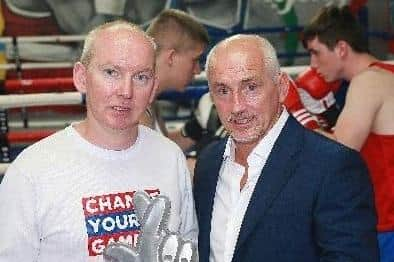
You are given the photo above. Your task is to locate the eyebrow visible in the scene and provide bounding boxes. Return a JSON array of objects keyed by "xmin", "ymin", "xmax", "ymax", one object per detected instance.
[
  {"xmin": 212, "ymin": 82, "xmax": 227, "ymax": 88},
  {"xmin": 99, "ymin": 64, "xmax": 154, "ymax": 74},
  {"xmin": 307, "ymin": 48, "xmax": 318, "ymax": 54},
  {"xmin": 135, "ymin": 69, "xmax": 155, "ymax": 76},
  {"xmin": 98, "ymin": 63, "xmax": 119, "ymax": 70},
  {"xmin": 241, "ymin": 77, "xmax": 258, "ymax": 84}
]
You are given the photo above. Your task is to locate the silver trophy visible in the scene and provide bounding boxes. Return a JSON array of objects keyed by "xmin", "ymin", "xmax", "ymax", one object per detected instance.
[{"xmin": 103, "ymin": 191, "xmax": 198, "ymax": 262}]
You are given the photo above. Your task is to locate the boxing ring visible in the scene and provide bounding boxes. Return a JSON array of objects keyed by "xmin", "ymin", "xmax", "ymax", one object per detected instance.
[
  {"xmin": 0, "ymin": 0, "xmax": 393, "ymax": 177},
  {"xmin": 0, "ymin": 35, "xmax": 393, "ymax": 174}
]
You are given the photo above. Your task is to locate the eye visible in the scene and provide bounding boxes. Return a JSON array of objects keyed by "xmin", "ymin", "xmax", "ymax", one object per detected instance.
[
  {"xmin": 193, "ymin": 57, "xmax": 200, "ymax": 65},
  {"xmin": 103, "ymin": 68, "xmax": 119, "ymax": 77},
  {"xmin": 198, "ymin": 57, "xmax": 206, "ymax": 70},
  {"xmin": 241, "ymin": 81, "xmax": 259, "ymax": 93},
  {"xmin": 215, "ymin": 86, "xmax": 229, "ymax": 96},
  {"xmin": 246, "ymin": 84, "xmax": 257, "ymax": 91},
  {"xmin": 133, "ymin": 72, "xmax": 152, "ymax": 85}
]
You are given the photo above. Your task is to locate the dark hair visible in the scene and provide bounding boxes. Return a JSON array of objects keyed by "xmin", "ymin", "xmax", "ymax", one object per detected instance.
[
  {"xmin": 302, "ymin": 5, "xmax": 368, "ymax": 53},
  {"xmin": 146, "ymin": 9, "xmax": 209, "ymax": 52}
]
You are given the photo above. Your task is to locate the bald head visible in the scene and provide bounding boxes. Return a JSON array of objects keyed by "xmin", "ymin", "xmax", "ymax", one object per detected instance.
[
  {"xmin": 80, "ymin": 20, "xmax": 156, "ymax": 67},
  {"xmin": 206, "ymin": 34, "xmax": 281, "ymax": 85}
]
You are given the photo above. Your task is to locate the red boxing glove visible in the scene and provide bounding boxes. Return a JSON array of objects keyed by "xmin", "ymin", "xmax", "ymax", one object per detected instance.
[
  {"xmin": 295, "ymin": 67, "xmax": 341, "ymax": 129},
  {"xmin": 295, "ymin": 67, "xmax": 340, "ymax": 114},
  {"xmin": 284, "ymin": 77, "xmax": 319, "ymax": 130}
]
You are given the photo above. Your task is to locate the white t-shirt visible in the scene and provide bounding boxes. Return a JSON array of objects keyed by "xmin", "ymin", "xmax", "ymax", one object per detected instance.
[{"xmin": 0, "ymin": 125, "xmax": 197, "ymax": 262}]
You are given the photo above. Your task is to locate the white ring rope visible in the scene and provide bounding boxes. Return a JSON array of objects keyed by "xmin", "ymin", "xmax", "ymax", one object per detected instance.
[
  {"xmin": 8, "ymin": 118, "xmax": 82, "ymax": 129},
  {"xmin": 0, "ymin": 35, "xmax": 86, "ymax": 44},
  {"xmin": 0, "ymin": 92, "xmax": 83, "ymax": 109},
  {"xmin": 0, "ymin": 62, "xmax": 74, "ymax": 70}
]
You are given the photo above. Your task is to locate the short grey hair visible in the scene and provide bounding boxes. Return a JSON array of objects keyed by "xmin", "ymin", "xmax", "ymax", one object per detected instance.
[
  {"xmin": 80, "ymin": 20, "xmax": 157, "ymax": 66},
  {"xmin": 205, "ymin": 34, "xmax": 281, "ymax": 84}
]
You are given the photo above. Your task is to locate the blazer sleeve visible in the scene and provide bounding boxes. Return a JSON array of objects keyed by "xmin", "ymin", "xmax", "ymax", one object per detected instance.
[{"xmin": 314, "ymin": 149, "xmax": 379, "ymax": 262}]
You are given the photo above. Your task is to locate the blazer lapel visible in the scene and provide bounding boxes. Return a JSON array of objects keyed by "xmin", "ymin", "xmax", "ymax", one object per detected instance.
[
  {"xmin": 233, "ymin": 117, "xmax": 304, "ymax": 256},
  {"xmin": 197, "ymin": 140, "xmax": 227, "ymax": 262}
]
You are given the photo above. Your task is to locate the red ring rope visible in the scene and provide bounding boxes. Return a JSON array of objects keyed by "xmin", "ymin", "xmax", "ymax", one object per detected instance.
[
  {"xmin": 5, "ymin": 77, "xmax": 75, "ymax": 93},
  {"xmin": 6, "ymin": 130, "xmax": 55, "ymax": 143}
]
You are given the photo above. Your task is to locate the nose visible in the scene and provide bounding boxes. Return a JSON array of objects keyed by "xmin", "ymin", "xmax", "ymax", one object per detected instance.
[
  {"xmin": 310, "ymin": 55, "xmax": 318, "ymax": 70},
  {"xmin": 117, "ymin": 77, "xmax": 133, "ymax": 99},
  {"xmin": 232, "ymin": 92, "xmax": 245, "ymax": 113},
  {"xmin": 193, "ymin": 61, "xmax": 202, "ymax": 75}
]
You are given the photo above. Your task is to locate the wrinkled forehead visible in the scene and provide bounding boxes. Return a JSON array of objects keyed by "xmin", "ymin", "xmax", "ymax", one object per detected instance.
[{"xmin": 209, "ymin": 43, "xmax": 264, "ymax": 77}]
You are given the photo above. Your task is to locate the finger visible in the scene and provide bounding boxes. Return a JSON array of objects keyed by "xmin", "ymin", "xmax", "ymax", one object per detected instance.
[
  {"xmin": 137, "ymin": 195, "xmax": 171, "ymax": 259},
  {"xmin": 158, "ymin": 233, "xmax": 179, "ymax": 262},
  {"xmin": 132, "ymin": 191, "xmax": 152, "ymax": 224},
  {"xmin": 140, "ymin": 195, "xmax": 171, "ymax": 237},
  {"xmin": 103, "ymin": 242, "xmax": 140, "ymax": 262},
  {"xmin": 177, "ymin": 240, "xmax": 198, "ymax": 262}
]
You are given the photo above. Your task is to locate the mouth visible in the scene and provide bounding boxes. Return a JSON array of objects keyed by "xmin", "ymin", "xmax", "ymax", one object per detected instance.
[
  {"xmin": 232, "ymin": 118, "xmax": 250, "ymax": 125},
  {"xmin": 229, "ymin": 116, "xmax": 255, "ymax": 128},
  {"xmin": 316, "ymin": 71, "xmax": 327, "ymax": 80},
  {"xmin": 112, "ymin": 106, "xmax": 131, "ymax": 112}
]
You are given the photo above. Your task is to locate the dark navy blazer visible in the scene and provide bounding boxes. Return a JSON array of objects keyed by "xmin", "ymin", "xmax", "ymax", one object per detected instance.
[{"xmin": 193, "ymin": 116, "xmax": 379, "ymax": 262}]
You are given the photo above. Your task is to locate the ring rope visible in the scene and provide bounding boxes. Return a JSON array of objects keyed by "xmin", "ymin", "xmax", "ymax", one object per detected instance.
[
  {"xmin": 0, "ymin": 92, "xmax": 83, "ymax": 109},
  {"xmin": 0, "ymin": 35, "xmax": 86, "ymax": 44}
]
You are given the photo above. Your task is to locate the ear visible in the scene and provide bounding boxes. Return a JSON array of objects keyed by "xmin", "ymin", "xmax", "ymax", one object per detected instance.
[
  {"xmin": 277, "ymin": 72, "xmax": 289, "ymax": 103},
  {"xmin": 166, "ymin": 48, "xmax": 176, "ymax": 67},
  {"xmin": 148, "ymin": 75, "xmax": 159, "ymax": 104},
  {"xmin": 334, "ymin": 40, "xmax": 348, "ymax": 59},
  {"xmin": 73, "ymin": 62, "xmax": 88, "ymax": 94}
]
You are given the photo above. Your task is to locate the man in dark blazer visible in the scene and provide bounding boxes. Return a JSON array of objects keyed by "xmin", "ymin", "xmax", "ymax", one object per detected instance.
[{"xmin": 193, "ymin": 34, "xmax": 379, "ymax": 262}]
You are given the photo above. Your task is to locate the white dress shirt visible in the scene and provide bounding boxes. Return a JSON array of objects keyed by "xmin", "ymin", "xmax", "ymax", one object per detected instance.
[{"xmin": 209, "ymin": 109, "xmax": 289, "ymax": 262}]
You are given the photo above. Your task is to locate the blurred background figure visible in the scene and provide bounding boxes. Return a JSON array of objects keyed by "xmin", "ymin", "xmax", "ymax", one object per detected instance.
[
  {"xmin": 140, "ymin": 9, "xmax": 209, "ymax": 147},
  {"xmin": 303, "ymin": 5, "xmax": 394, "ymax": 261}
]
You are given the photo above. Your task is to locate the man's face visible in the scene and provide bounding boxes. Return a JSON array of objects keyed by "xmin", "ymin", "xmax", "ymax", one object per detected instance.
[
  {"xmin": 306, "ymin": 37, "xmax": 342, "ymax": 82},
  {"xmin": 74, "ymin": 29, "xmax": 157, "ymax": 133},
  {"xmin": 170, "ymin": 42, "xmax": 205, "ymax": 91},
  {"xmin": 208, "ymin": 41, "xmax": 287, "ymax": 145}
]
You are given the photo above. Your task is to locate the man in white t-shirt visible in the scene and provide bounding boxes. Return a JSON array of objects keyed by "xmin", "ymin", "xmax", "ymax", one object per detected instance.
[{"xmin": 0, "ymin": 20, "xmax": 197, "ymax": 262}]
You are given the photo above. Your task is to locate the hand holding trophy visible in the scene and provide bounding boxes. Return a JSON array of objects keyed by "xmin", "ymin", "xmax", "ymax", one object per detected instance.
[{"xmin": 103, "ymin": 191, "xmax": 198, "ymax": 262}]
